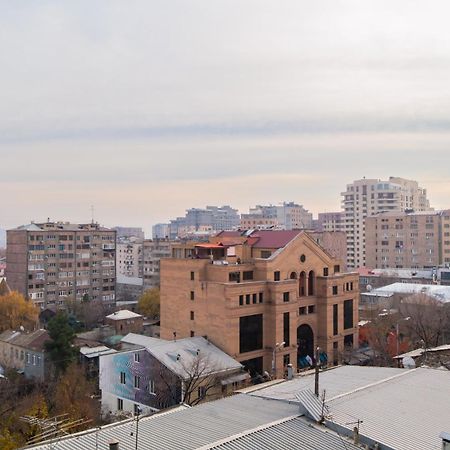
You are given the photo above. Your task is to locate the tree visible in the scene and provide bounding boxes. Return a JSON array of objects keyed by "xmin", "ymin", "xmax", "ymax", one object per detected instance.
[
  {"xmin": 400, "ymin": 294, "xmax": 450, "ymax": 350},
  {"xmin": 138, "ymin": 288, "xmax": 160, "ymax": 319},
  {"xmin": 0, "ymin": 291, "xmax": 39, "ymax": 332},
  {"xmin": 45, "ymin": 312, "xmax": 77, "ymax": 375}
]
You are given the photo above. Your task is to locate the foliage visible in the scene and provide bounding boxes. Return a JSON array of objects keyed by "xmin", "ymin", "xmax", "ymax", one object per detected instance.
[
  {"xmin": 0, "ymin": 291, "xmax": 39, "ymax": 333},
  {"xmin": 45, "ymin": 312, "xmax": 77, "ymax": 375},
  {"xmin": 66, "ymin": 298, "xmax": 107, "ymax": 330},
  {"xmin": 138, "ymin": 288, "xmax": 160, "ymax": 319}
]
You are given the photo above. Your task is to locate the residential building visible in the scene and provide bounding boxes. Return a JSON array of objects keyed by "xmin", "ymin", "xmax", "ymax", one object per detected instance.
[
  {"xmin": 105, "ymin": 310, "xmax": 144, "ymax": 335},
  {"xmin": 152, "ymin": 223, "xmax": 170, "ymax": 240},
  {"xmin": 160, "ymin": 230, "xmax": 359, "ymax": 378},
  {"xmin": 6, "ymin": 222, "xmax": 116, "ymax": 309},
  {"xmin": 365, "ymin": 209, "xmax": 450, "ymax": 269},
  {"xmin": 116, "ymin": 238, "xmax": 143, "ymax": 278},
  {"xmin": 341, "ymin": 177, "xmax": 432, "ymax": 269},
  {"xmin": 112, "ymin": 227, "xmax": 145, "ymax": 240},
  {"xmin": 316, "ymin": 212, "xmax": 344, "ymax": 232},
  {"xmin": 143, "ymin": 239, "xmax": 172, "ymax": 291},
  {"xmin": 240, "ymin": 202, "xmax": 313, "ymax": 230},
  {"xmin": 116, "ymin": 274, "xmax": 143, "ymax": 304},
  {"xmin": 169, "ymin": 205, "xmax": 240, "ymax": 239},
  {"xmin": 0, "ymin": 329, "xmax": 50, "ymax": 381},
  {"xmin": 100, "ymin": 334, "xmax": 246, "ymax": 416}
]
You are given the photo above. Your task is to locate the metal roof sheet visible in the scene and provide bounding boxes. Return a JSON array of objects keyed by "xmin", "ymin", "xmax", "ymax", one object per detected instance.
[
  {"xmin": 327, "ymin": 368, "xmax": 450, "ymax": 450},
  {"xmin": 27, "ymin": 395, "xmax": 301, "ymax": 450}
]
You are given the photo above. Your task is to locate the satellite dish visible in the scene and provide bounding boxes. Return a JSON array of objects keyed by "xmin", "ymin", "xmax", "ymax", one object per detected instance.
[
  {"xmin": 366, "ymin": 284, "xmax": 373, "ymax": 292},
  {"xmin": 402, "ymin": 356, "xmax": 416, "ymax": 369}
]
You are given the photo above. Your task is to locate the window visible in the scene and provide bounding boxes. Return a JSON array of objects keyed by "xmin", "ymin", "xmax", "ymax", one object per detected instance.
[
  {"xmin": 117, "ymin": 398, "xmax": 123, "ymax": 411},
  {"xmin": 190, "ymin": 311, "xmax": 194, "ymax": 320},
  {"xmin": 190, "ymin": 291, "xmax": 195, "ymax": 301},
  {"xmin": 334, "ymin": 265, "xmax": 340, "ymax": 273},
  {"xmin": 344, "ymin": 334, "xmax": 354, "ymax": 348},
  {"xmin": 252, "ymin": 293, "xmax": 257, "ymax": 304},
  {"xmin": 332, "ymin": 286, "xmax": 338, "ymax": 295},
  {"xmin": 120, "ymin": 372, "xmax": 126, "ymax": 384},
  {"xmin": 243, "ymin": 271, "xmax": 254, "ymax": 281},
  {"xmin": 259, "ymin": 292, "xmax": 264, "ymax": 303},
  {"xmin": 323, "ymin": 267, "xmax": 329, "ymax": 276},
  {"xmin": 283, "ymin": 292, "xmax": 290, "ymax": 302},
  {"xmin": 190, "ymin": 271, "xmax": 195, "ymax": 280},
  {"xmin": 229, "ymin": 272, "xmax": 241, "ymax": 283},
  {"xmin": 333, "ymin": 304, "xmax": 338, "ymax": 336},
  {"xmin": 239, "ymin": 295, "xmax": 244, "ymax": 306},
  {"xmin": 274, "ymin": 271, "xmax": 280, "ymax": 281},
  {"xmin": 299, "ymin": 306, "xmax": 307, "ymax": 315},
  {"xmin": 308, "ymin": 305, "xmax": 315, "ymax": 314},
  {"xmin": 239, "ymin": 314, "xmax": 263, "ymax": 353},
  {"xmin": 283, "ymin": 312, "xmax": 290, "ymax": 346},
  {"xmin": 198, "ymin": 386, "xmax": 206, "ymax": 399},
  {"xmin": 245, "ymin": 294, "xmax": 250, "ymax": 305},
  {"xmin": 134, "ymin": 375, "xmax": 140, "ymax": 389},
  {"xmin": 261, "ymin": 250, "xmax": 272, "ymax": 258},
  {"xmin": 190, "ymin": 330, "xmax": 195, "ymax": 337},
  {"xmin": 344, "ymin": 299, "xmax": 354, "ymax": 329},
  {"xmin": 283, "ymin": 354, "xmax": 290, "ymax": 366},
  {"xmin": 148, "ymin": 379, "xmax": 156, "ymax": 394},
  {"xmin": 134, "ymin": 353, "xmax": 140, "ymax": 363}
]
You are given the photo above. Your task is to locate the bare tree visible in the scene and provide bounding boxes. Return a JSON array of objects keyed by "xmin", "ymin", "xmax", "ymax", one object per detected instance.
[{"xmin": 400, "ymin": 294, "xmax": 450, "ymax": 350}]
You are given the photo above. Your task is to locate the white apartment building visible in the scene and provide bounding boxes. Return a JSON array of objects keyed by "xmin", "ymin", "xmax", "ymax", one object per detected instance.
[
  {"xmin": 142, "ymin": 239, "xmax": 171, "ymax": 291},
  {"xmin": 116, "ymin": 238, "xmax": 143, "ymax": 279},
  {"xmin": 341, "ymin": 177, "xmax": 431, "ymax": 269}
]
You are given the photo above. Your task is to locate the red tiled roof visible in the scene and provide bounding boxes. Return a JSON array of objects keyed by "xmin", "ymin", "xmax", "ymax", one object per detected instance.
[
  {"xmin": 249, "ymin": 230, "xmax": 302, "ymax": 249},
  {"xmin": 215, "ymin": 231, "xmax": 243, "ymax": 238}
]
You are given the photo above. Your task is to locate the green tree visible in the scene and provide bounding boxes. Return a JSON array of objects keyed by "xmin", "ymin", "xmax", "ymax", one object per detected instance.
[
  {"xmin": 45, "ymin": 312, "xmax": 77, "ymax": 375},
  {"xmin": 138, "ymin": 288, "xmax": 160, "ymax": 319}
]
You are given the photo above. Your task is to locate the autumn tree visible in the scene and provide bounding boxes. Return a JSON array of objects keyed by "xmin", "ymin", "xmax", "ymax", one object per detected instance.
[
  {"xmin": 400, "ymin": 294, "xmax": 450, "ymax": 350},
  {"xmin": 0, "ymin": 291, "xmax": 38, "ymax": 333},
  {"xmin": 138, "ymin": 288, "xmax": 160, "ymax": 319},
  {"xmin": 45, "ymin": 312, "xmax": 77, "ymax": 375}
]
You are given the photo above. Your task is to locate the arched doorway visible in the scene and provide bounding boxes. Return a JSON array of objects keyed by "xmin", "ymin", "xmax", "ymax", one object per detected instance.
[
  {"xmin": 308, "ymin": 270, "xmax": 315, "ymax": 296},
  {"xmin": 290, "ymin": 272, "xmax": 297, "ymax": 280},
  {"xmin": 297, "ymin": 324, "xmax": 314, "ymax": 368},
  {"xmin": 299, "ymin": 271, "xmax": 306, "ymax": 296}
]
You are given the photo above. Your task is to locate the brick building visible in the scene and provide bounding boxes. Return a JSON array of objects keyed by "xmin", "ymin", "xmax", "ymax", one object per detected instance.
[
  {"xmin": 6, "ymin": 222, "xmax": 116, "ymax": 309},
  {"xmin": 160, "ymin": 230, "xmax": 359, "ymax": 378}
]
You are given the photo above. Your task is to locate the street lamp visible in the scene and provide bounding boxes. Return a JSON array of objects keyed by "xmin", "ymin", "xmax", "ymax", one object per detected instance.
[
  {"xmin": 396, "ymin": 316, "xmax": 410, "ymax": 358},
  {"xmin": 272, "ymin": 342, "xmax": 285, "ymax": 378}
]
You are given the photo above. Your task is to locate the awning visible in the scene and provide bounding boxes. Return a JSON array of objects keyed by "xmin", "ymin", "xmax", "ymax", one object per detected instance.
[{"xmin": 221, "ymin": 372, "xmax": 250, "ymax": 385}]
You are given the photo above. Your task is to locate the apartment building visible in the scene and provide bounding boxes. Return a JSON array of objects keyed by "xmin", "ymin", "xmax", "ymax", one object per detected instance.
[
  {"xmin": 317, "ymin": 212, "xmax": 344, "ymax": 232},
  {"xmin": 160, "ymin": 230, "xmax": 359, "ymax": 378},
  {"xmin": 112, "ymin": 227, "xmax": 145, "ymax": 240},
  {"xmin": 116, "ymin": 238, "xmax": 143, "ymax": 278},
  {"xmin": 152, "ymin": 223, "xmax": 170, "ymax": 239},
  {"xmin": 6, "ymin": 222, "xmax": 116, "ymax": 309},
  {"xmin": 169, "ymin": 206, "xmax": 240, "ymax": 239},
  {"xmin": 240, "ymin": 202, "xmax": 313, "ymax": 230},
  {"xmin": 142, "ymin": 239, "xmax": 172, "ymax": 291},
  {"xmin": 365, "ymin": 210, "xmax": 450, "ymax": 269},
  {"xmin": 341, "ymin": 177, "xmax": 431, "ymax": 269}
]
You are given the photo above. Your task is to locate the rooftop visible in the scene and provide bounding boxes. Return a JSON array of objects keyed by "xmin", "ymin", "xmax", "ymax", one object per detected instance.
[
  {"xmin": 0, "ymin": 329, "xmax": 50, "ymax": 352},
  {"xmin": 106, "ymin": 310, "xmax": 143, "ymax": 321},
  {"xmin": 11, "ymin": 222, "xmax": 113, "ymax": 232},
  {"xmin": 367, "ymin": 282, "xmax": 450, "ymax": 303}
]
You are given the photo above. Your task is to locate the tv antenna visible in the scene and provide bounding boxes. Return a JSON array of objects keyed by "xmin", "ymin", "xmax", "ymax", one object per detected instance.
[{"xmin": 91, "ymin": 205, "xmax": 95, "ymax": 224}]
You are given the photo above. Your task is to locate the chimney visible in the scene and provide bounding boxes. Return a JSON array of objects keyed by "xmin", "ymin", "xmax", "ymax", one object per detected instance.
[{"xmin": 108, "ymin": 440, "xmax": 119, "ymax": 450}]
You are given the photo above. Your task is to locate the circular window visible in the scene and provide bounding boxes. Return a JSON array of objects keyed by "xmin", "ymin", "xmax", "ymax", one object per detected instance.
[{"xmin": 300, "ymin": 254, "xmax": 306, "ymax": 263}]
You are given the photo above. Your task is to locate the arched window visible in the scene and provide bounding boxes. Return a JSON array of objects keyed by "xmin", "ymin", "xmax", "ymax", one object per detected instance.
[
  {"xmin": 308, "ymin": 271, "xmax": 315, "ymax": 296},
  {"xmin": 299, "ymin": 271, "xmax": 306, "ymax": 297}
]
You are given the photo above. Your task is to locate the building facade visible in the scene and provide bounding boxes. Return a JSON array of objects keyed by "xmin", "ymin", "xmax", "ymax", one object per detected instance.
[
  {"xmin": 341, "ymin": 177, "xmax": 431, "ymax": 269},
  {"xmin": 160, "ymin": 230, "xmax": 359, "ymax": 378},
  {"xmin": 152, "ymin": 223, "xmax": 170, "ymax": 240},
  {"xmin": 116, "ymin": 238, "xmax": 143, "ymax": 278},
  {"xmin": 6, "ymin": 222, "xmax": 116, "ymax": 309},
  {"xmin": 142, "ymin": 239, "xmax": 172, "ymax": 291},
  {"xmin": 365, "ymin": 210, "xmax": 450, "ymax": 269},
  {"xmin": 317, "ymin": 212, "xmax": 344, "ymax": 232}
]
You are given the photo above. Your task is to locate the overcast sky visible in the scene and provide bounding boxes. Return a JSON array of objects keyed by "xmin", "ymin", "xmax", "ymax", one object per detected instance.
[{"xmin": 1, "ymin": 1, "xmax": 450, "ymax": 233}]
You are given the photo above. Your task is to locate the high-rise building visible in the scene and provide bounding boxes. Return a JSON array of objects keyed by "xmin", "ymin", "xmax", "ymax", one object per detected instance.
[
  {"xmin": 142, "ymin": 239, "xmax": 172, "ymax": 291},
  {"xmin": 112, "ymin": 227, "xmax": 145, "ymax": 240},
  {"xmin": 341, "ymin": 177, "xmax": 431, "ymax": 269},
  {"xmin": 6, "ymin": 222, "xmax": 116, "ymax": 309},
  {"xmin": 169, "ymin": 206, "xmax": 240, "ymax": 239},
  {"xmin": 240, "ymin": 202, "xmax": 313, "ymax": 230},
  {"xmin": 116, "ymin": 238, "xmax": 143, "ymax": 278},
  {"xmin": 152, "ymin": 223, "xmax": 170, "ymax": 240},
  {"xmin": 160, "ymin": 230, "xmax": 358, "ymax": 378},
  {"xmin": 317, "ymin": 212, "xmax": 344, "ymax": 232},
  {"xmin": 365, "ymin": 209, "xmax": 450, "ymax": 269}
]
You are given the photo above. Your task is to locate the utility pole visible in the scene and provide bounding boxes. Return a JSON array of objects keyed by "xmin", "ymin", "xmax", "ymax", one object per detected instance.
[
  {"xmin": 135, "ymin": 407, "xmax": 141, "ymax": 450},
  {"xmin": 314, "ymin": 346, "xmax": 320, "ymax": 396}
]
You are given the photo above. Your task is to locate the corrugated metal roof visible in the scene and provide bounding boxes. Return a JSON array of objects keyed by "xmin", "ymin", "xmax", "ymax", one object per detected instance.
[
  {"xmin": 207, "ymin": 416, "xmax": 362, "ymax": 450},
  {"xmin": 371, "ymin": 282, "xmax": 450, "ymax": 303},
  {"xmin": 248, "ymin": 366, "xmax": 405, "ymax": 402},
  {"xmin": 27, "ymin": 395, "xmax": 301, "ymax": 450},
  {"xmin": 295, "ymin": 389, "xmax": 328, "ymax": 422},
  {"xmin": 327, "ymin": 368, "xmax": 450, "ymax": 450}
]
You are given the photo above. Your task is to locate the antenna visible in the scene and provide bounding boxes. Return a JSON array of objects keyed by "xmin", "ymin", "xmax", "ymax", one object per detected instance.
[{"xmin": 91, "ymin": 205, "xmax": 95, "ymax": 224}]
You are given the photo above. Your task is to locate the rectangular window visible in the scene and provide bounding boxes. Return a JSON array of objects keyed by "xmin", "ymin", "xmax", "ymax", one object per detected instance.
[
  {"xmin": 274, "ymin": 271, "xmax": 280, "ymax": 281},
  {"xmin": 117, "ymin": 398, "xmax": 123, "ymax": 411},
  {"xmin": 239, "ymin": 295, "xmax": 244, "ymax": 306},
  {"xmin": 120, "ymin": 372, "xmax": 126, "ymax": 384},
  {"xmin": 134, "ymin": 353, "xmax": 140, "ymax": 363},
  {"xmin": 344, "ymin": 299, "xmax": 354, "ymax": 329},
  {"xmin": 283, "ymin": 312, "xmax": 290, "ymax": 346},
  {"xmin": 198, "ymin": 386, "xmax": 206, "ymax": 399},
  {"xmin": 323, "ymin": 267, "xmax": 329, "ymax": 277},
  {"xmin": 283, "ymin": 292, "xmax": 290, "ymax": 302},
  {"xmin": 299, "ymin": 306, "xmax": 307, "ymax": 315},
  {"xmin": 332, "ymin": 286, "xmax": 338, "ymax": 295},
  {"xmin": 229, "ymin": 272, "xmax": 241, "ymax": 283},
  {"xmin": 190, "ymin": 271, "xmax": 195, "ymax": 280},
  {"xmin": 190, "ymin": 330, "xmax": 195, "ymax": 337},
  {"xmin": 134, "ymin": 375, "xmax": 140, "ymax": 389},
  {"xmin": 252, "ymin": 293, "xmax": 257, "ymax": 304},
  {"xmin": 261, "ymin": 250, "xmax": 272, "ymax": 258},
  {"xmin": 258, "ymin": 293, "xmax": 263, "ymax": 303},
  {"xmin": 148, "ymin": 380, "xmax": 156, "ymax": 394},
  {"xmin": 243, "ymin": 271, "xmax": 254, "ymax": 281},
  {"xmin": 190, "ymin": 311, "xmax": 194, "ymax": 320},
  {"xmin": 245, "ymin": 294, "xmax": 250, "ymax": 305},
  {"xmin": 334, "ymin": 265, "xmax": 340, "ymax": 273},
  {"xmin": 190, "ymin": 291, "xmax": 195, "ymax": 300},
  {"xmin": 333, "ymin": 304, "xmax": 338, "ymax": 336},
  {"xmin": 308, "ymin": 305, "xmax": 315, "ymax": 314},
  {"xmin": 239, "ymin": 314, "xmax": 263, "ymax": 354},
  {"xmin": 344, "ymin": 334, "xmax": 354, "ymax": 348}
]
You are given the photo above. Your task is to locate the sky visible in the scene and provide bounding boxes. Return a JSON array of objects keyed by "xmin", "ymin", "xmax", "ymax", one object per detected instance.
[{"xmin": 2, "ymin": 1, "xmax": 450, "ymax": 235}]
